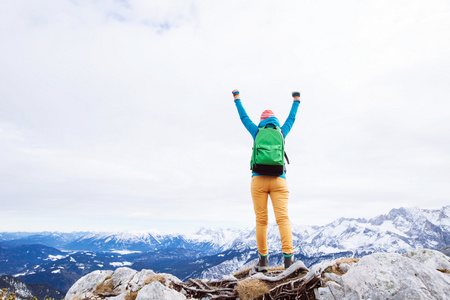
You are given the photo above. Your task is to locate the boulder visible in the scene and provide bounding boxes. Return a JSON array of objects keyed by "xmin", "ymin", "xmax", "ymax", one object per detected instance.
[
  {"xmin": 316, "ymin": 249, "xmax": 450, "ymax": 300},
  {"xmin": 109, "ymin": 267, "xmax": 137, "ymax": 294},
  {"xmin": 128, "ymin": 269, "xmax": 156, "ymax": 292},
  {"xmin": 65, "ymin": 270, "xmax": 114, "ymax": 300},
  {"xmin": 404, "ymin": 249, "xmax": 450, "ymax": 271},
  {"xmin": 64, "ymin": 268, "xmax": 185, "ymax": 300},
  {"xmin": 135, "ymin": 281, "xmax": 186, "ymax": 300}
]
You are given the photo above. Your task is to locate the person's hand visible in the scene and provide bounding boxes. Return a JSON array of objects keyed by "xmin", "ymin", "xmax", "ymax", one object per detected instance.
[
  {"xmin": 292, "ymin": 91, "xmax": 300, "ymax": 102},
  {"xmin": 232, "ymin": 89, "xmax": 240, "ymax": 100}
]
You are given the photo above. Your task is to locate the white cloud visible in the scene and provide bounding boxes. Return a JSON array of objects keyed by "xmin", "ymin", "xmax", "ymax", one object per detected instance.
[{"xmin": 0, "ymin": 0, "xmax": 449, "ymax": 232}]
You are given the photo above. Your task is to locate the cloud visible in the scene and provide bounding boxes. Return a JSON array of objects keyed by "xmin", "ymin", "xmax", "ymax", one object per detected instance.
[{"xmin": 1, "ymin": 0, "xmax": 450, "ymax": 232}]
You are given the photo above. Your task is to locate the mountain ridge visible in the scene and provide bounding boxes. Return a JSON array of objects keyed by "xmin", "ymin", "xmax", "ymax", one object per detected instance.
[
  {"xmin": 1, "ymin": 205, "xmax": 449, "ymax": 296},
  {"xmin": 2, "ymin": 205, "xmax": 448, "ymax": 253},
  {"xmin": 0, "ymin": 275, "xmax": 64, "ymax": 300}
]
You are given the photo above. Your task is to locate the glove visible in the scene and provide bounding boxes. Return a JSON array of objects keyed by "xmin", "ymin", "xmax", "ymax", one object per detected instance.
[
  {"xmin": 292, "ymin": 91, "xmax": 300, "ymax": 102},
  {"xmin": 232, "ymin": 89, "xmax": 240, "ymax": 100}
]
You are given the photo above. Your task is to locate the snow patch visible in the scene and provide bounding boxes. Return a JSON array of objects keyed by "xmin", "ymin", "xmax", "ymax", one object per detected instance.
[
  {"xmin": 378, "ymin": 221, "xmax": 408, "ymax": 238},
  {"xmin": 110, "ymin": 262, "xmax": 133, "ymax": 267},
  {"xmin": 46, "ymin": 254, "xmax": 68, "ymax": 261},
  {"xmin": 111, "ymin": 250, "xmax": 142, "ymax": 255}
]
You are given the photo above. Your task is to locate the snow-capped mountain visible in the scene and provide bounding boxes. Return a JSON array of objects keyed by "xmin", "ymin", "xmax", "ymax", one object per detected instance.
[
  {"xmin": 297, "ymin": 206, "xmax": 449, "ymax": 256},
  {"xmin": 193, "ymin": 205, "xmax": 450, "ymax": 278},
  {"xmin": 87, "ymin": 206, "xmax": 448, "ymax": 255},
  {"xmin": 64, "ymin": 231, "xmax": 165, "ymax": 252},
  {"xmin": 61, "ymin": 228, "xmax": 247, "ymax": 255},
  {"xmin": 1, "ymin": 206, "xmax": 449, "ymax": 291},
  {"xmin": 0, "ymin": 275, "xmax": 33, "ymax": 300},
  {"xmin": 3, "ymin": 206, "xmax": 447, "ymax": 256},
  {"xmin": 0, "ymin": 275, "xmax": 64, "ymax": 300}
]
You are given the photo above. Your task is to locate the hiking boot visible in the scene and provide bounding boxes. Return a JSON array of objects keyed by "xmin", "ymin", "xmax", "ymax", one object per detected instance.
[
  {"xmin": 284, "ymin": 254, "xmax": 294, "ymax": 270},
  {"xmin": 252, "ymin": 254, "xmax": 268, "ymax": 273}
]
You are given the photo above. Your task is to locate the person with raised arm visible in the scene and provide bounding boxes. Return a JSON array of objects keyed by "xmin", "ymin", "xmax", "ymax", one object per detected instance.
[{"xmin": 232, "ymin": 89, "xmax": 301, "ymax": 272}]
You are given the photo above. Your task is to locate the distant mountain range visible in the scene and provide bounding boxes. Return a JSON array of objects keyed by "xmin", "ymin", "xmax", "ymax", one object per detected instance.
[
  {"xmin": 0, "ymin": 206, "xmax": 449, "ymax": 299},
  {"xmin": 0, "ymin": 274, "xmax": 64, "ymax": 300}
]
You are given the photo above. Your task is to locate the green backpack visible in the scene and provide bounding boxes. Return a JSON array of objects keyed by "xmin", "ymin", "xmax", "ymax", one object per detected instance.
[{"xmin": 250, "ymin": 125, "xmax": 289, "ymax": 176}]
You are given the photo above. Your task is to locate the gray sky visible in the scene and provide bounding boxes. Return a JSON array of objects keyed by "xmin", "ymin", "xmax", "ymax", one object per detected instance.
[{"xmin": 1, "ymin": 0, "xmax": 449, "ymax": 233}]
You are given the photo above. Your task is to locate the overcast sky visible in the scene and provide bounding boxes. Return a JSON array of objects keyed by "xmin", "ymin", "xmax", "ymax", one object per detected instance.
[{"xmin": 1, "ymin": 0, "xmax": 449, "ymax": 233}]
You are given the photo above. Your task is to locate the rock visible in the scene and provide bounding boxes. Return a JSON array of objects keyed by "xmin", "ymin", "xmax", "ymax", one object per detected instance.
[
  {"xmin": 157, "ymin": 272, "xmax": 182, "ymax": 284},
  {"xmin": 105, "ymin": 293, "xmax": 126, "ymax": 300},
  {"xmin": 65, "ymin": 270, "xmax": 114, "ymax": 300},
  {"xmin": 64, "ymin": 249, "xmax": 450, "ymax": 300},
  {"xmin": 64, "ymin": 268, "xmax": 185, "ymax": 300},
  {"xmin": 109, "ymin": 267, "xmax": 137, "ymax": 294},
  {"xmin": 315, "ymin": 282, "xmax": 338, "ymax": 299},
  {"xmin": 135, "ymin": 281, "xmax": 186, "ymax": 300},
  {"xmin": 317, "ymin": 250, "xmax": 450, "ymax": 300},
  {"xmin": 324, "ymin": 272, "xmax": 344, "ymax": 286},
  {"xmin": 128, "ymin": 269, "xmax": 156, "ymax": 292},
  {"xmin": 404, "ymin": 249, "xmax": 450, "ymax": 271},
  {"xmin": 323, "ymin": 280, "xmax": 346, "ymax": 299},
  {"xmin": 339, "ymin": 263, "xmax": 352, "ymax": 273}
]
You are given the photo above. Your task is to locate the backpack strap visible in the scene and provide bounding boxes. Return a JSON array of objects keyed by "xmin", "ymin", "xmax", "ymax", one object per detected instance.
[{"xmin": 284, "ymin": 152, "xmax": 290, "ymax": 165}]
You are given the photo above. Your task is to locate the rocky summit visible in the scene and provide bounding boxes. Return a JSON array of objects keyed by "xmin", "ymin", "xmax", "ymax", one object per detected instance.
[{"xmin": 64, "ymin": 249, "xmax": 450, "ymax": 300}]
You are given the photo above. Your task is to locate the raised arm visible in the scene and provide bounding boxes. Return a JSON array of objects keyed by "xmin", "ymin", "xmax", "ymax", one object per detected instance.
[
  {"xmin": 232, "ymin": 90, "xmax": 259, "ymax": 138},
  {"xmin": 281, "ymin": 91, "xmax": 301, "ymax": 137}
]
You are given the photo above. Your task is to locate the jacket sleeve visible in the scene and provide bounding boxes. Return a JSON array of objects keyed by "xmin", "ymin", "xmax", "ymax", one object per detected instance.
[
  {"xmin": 234, "ymin": 99, "xmax": 259, "ymax": 139},
  {"xmin": 281, "ymin": 101, "xmax": 300, "ymax": 137}
]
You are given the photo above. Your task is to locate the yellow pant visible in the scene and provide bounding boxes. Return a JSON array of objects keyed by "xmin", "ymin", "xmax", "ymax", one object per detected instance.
[{"xmin": 251, "ymin": 176, "xmax": 293, "ymax": 256}]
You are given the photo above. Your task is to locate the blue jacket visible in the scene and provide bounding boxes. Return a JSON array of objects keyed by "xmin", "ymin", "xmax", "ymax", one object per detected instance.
[{"xmin": 234, "ymin": 99, "xmax": 300, "ymax": 178}]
